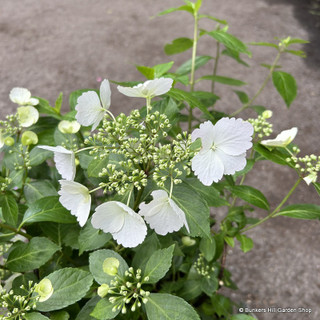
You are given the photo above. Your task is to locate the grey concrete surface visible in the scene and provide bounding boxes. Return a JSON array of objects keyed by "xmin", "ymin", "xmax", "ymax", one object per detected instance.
[{"xmin": 1, "ymin": 0, "xmax": 319, "ymax": 319}]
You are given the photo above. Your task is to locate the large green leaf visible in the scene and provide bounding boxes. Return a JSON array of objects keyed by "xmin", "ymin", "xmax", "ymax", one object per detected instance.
[
  {"xmin": 87, "ymin": 157, "xmax": 109, "ymax": 177},
  {"xmin": 89, "ymin": 249, "xmax": 128, "ymax": 285},
  {"xmin": 164, "ymin": 38, "xmax": 193, "ymax": 55},
  {"xmin": 166, "ymin": 183, "xmax": 210, "ymax": 238},
  {"xmin": 29, "ymin": 148, "xmax": 52, "ymax": 166},
  {"xmin": 25, "ymin": 313, "xmax": 50, "ymax": 320},
  {"xmin": 24, "ymin": 181, "xmax": 58, "ymax": 204},
  {"xmin": 90, "ymin": 298, "xmax": 120, "ymax": 320},
  {"xmin": 143, "ymin": 245, "xmax": 174, "ymax": 283},
  {"xmin": 22, "ymin": 196, "xmax": 76, "ymax": 225},
  {"xmin": 272, "ymin": 71, "xmax": 297, "ymax": 108},
  {"xmin": 6, "ymin": 237, "xmax": 60, "ymax": 272},
  {"xmin": 275, "ymin": 204, "xmax": 320, "ymax": 220},
  {"xmin": 176, "ymin": 56, "xmax": 212, "ymax": 75},
  {"xmin": 78, "ymin": 219, "xmax": 111, "ymax": 255},
  {"xmin": 36, "ymin": 268, "xmax": 93, "ymax": 312},
  {"xmin": 199, "ymin": 75, "xmax": 246, "ymax": 86},
  {"xmin": 254, "ymin": 143, "xmax": 291, "ymax": 166},
  {"xmin": 0, "ymin": 193, "xmax": 18, "ymax": 226},
  {"xmin": 145, "ymin": 293, "xmax": 200, "ymax": 320},
  {"xmin": 75, "ymin": 296, "xmax": 100, "ymax": 320},
  {"xmin": 228, "ymin": 185, "xmax": 269, "ymax": 210}
]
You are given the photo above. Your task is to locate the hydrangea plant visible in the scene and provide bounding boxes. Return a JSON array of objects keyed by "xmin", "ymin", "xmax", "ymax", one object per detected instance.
[{"xmin": 1, "ymin": 0, "xmax": 319, "ymax": 319}]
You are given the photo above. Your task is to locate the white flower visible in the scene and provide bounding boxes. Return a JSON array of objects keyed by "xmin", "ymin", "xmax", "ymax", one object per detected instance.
[
  {"xmin": 38, "ymin": 145, "xmax": 76, "ymax": 181},
  {"xmin": 261, "ymin": 127, "xmax": 298, "ymax": 147},
  {"xmin": 139, "ymin": 190, "xmax": 189, "ymax": 236},
  {"xmin": 75, "ymin": 79, "xmax": 111, "ymax": 130},
  {"xmin": 58, "ymin": 180, "xmax": 91, "ymax": 226},
  {"xmin": 191, "ymin": 118, "xmax": 254, "ymax": 186},
  {"xmin": 9, "ymin": 87, "xmax": 39, "ymax": 106},
  {"xmin": 17, "ymin": 106, "xmax": 39, "ymax": 127},
  {"xmin": 34, "ymin": 278, "xmax": 54, "ymax": 302},
  {"xmin": 117, "ymin": 77, "xmax": 173, "ymax": 99},
  {"xmin": 91, "ymin": 201, "xmax": 147, "ymax": 248},
  {"xmin": 303, "ymin": 172, "xmax": 317, "ymax": 185}
]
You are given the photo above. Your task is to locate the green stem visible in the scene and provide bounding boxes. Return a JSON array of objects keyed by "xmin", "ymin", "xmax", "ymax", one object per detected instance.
[
  {"xmin": 133, "ymin": 186, "xmax": 144, "ymax": 211},
  {"xmin": 169, "ymin": 177, "xmax": 174, "ymax": 199},
  {"xmin": 231, "ymin": 51, "xmax": 282, "ymax": 116},
  {"xmin": 242, "ymin": 177, "xmax": 302, "ymax": 233},
  {"xmin": 211, "ymin": 41, "xmax": 220, "ymax": 94},
  {"xmin": 0, "ymin": 223, "xmax": 32, "ymax": 240},
  {"xmin": 146, "ymin": 97, "xmax": 152, "ymax": 116},
  {"xmin": 188, "ymin": 12, "xmax": 199, "ymax": 132}
]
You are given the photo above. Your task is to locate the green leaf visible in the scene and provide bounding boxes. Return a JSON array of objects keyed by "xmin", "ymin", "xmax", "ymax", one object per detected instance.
[
  {"xmin": 198, "ymin": 14, "xmax": 228, "ymax": 25},
  {"xmin": 205, "ymin": 30, "xmax": 251, "ymax": 56},
  {"xmin": 199, "ymin": 75, "xmax": 247, "ymax": 86},
  {"xmin": 136, "ymin": 65, "xmax": 154, "ymax": 79},
  {"xmin": 157, "ymin": 5, "xmax": 194, "ymax": 16},
  {"xmin": 40, "ymin": 223, "xmax": 71, "ymax": 247},
  {"xmin": 25, "ymin": 313, "xmax": 50, "ymax": 320},
  {"xmin": 36, "ymin": 268, "xmax": 93, "ymax": 312},
  {"xmin": 154, "ymin": 61, "xmax": 174, "ymax": 78},
  {"xmin": 75, "ymin": 296, "xmax": 100, "ymax": 320},
  {"xmin": 24, "ymin": 181, "xmax": 58, "ymax": 204},
  {"xmin": 54, "ymin": 92, "xmax": 63, "ymax": 114},
  {"xmin": 164, "ymin": 38, "xmax": 193, "ymax": 55},
  {"xmin": 228, "ymin": 185, "xmax": 269, "ymax": 210},
  {"xmin": 50, "ymin": 311, "xmax": 70, "ymax": 320},
  {"xmin": 249, "ymin": 41, "xmax": 279, "ymax": 48},
  {"xmin": 224, "ymin": 236, "xmax": 235, "ymax": 248},
  {"xmin": 233, "ymin": 90, "xmax": 249, "ymax": 104},
  {"xmin": 167, "ymin": 183, "xmax": 210, "ymax": 238},
  {"xmin": 275, "ymin": 204, "xmax": 320, "ymax": 220},
  {"xmin": 176, "ymin": 56, "xmax": 212, "ymax": 75},
  {"xmin": 313, "ymin": 182, "xmax": 320, "ymax": 197},
  {"xmin": 272, "ymin": 71, "xmax": 297, "ymax": 108},
  {"xmin": 210, "ymin": 294, "xmax": 233, "ymax": 317},
  {"xmin": 69, "ymin": 89, "xmax": 98, "ymax": 111},
  {"xmin": 35, "ymin": 97, "xmax": 62, "ymax": 120},
  {"xmin": 222, "ymin": 48, "xmax": 249, "ymax": 67},
  {"xmin": 89, "ymin": 249, "xmax": 129, "ymax": 285},
  {"xmin": 143, "ymin": 245, "xmax": 174, "ymax": 283},
  {"xmin": 0, "ymin": 194, "xmax": 18, "ymax": 226},
  {"xmin": 236, "ymin": 234, "xmax": 254, "ymax": 253},
  {"xmin": 191, "ymin": 91, "xmax": 219, "ymax": 108},
  {"xmin": 90, "ymin": 298, "xmax": 120, "ymax": 320},
  {"xmin": 87, "ymin": 157, "xmax": 109, "ymax": 177},
  {"xmin": 199, "ymin": 237, "xmax": 216, "ymax": 262},
  {"xmin": 254, "ymin": 143, "xmax": 291, "ymax": 166},
  {"xmin": 22, "ymin": 196, "xmax": 77, "ymax": 225},
  {"xmin": 8, "ymin": 170, "xmax": 24, "ymax": 189},
  {"xmin": 6, "ymin": 237, "xmax": 60, "ymax": 272},
  {"xmin": 29, "ymin": 148, "xmax": 52, "ymax": 166},
  {"xmin": 286, "ymin": 38, "xmax": 309, "ymax": 45},
  {"xmin": 78, "ymin": 219, "xmax": 111, "ymax": 255},
  {"xmin": 180, "ymin": 280, "xmax": 202, "ymax": 301},
  {"xmin": 231, "ymin": 315, "xmax": 257, "ymax": 320},
  {"xmin": 145, "ymin": 293, "xmax": 200, "ymax": 320},
  {"xmin": 284, "ymin": 49, "xmax": 306, "ymax": 58}
]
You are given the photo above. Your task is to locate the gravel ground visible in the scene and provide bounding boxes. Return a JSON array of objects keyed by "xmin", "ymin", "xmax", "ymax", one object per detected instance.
[{"xmin": 1, "ymin": 1, "xmax": 319, "ymax": 319}]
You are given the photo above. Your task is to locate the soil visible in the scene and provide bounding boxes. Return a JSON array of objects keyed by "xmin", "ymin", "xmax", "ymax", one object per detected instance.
[{"xmin": 0, "ymin": 1, "xmax": 319, "ymax": 319}]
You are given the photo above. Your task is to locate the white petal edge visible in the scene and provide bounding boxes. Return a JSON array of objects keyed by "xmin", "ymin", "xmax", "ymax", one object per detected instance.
[
  {"xmin": 9, "ymin": 88, "xmax": 31, "ymax": 105},
  {"xmin": 261, "ymin": 127, "xmax": 298, "ymax": 147},
  {"xmin": 99, "ymin": 79, "xmax": 111, "ymax": 110}
]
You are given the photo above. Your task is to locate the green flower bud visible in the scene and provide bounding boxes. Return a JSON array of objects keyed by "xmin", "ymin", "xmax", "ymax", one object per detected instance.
[
  {"xmin": 97, "ymin": 284, "xmax": 109, "ymax": 298},
  {"xmin": 4, "ymin": 136, "xmax": 15, "ymax": 146},
  {"xmin": 181, "ymin": 236, "xmax": 196, "ymax": 246},
  {"xmin": 58, "ymin": 120, "xmax": 81, "ymax": 134},
  {"xmin": 103, "ymin": 257, "xmax": 120, "ymax": 276},
  {"xmin": 21, "ymin": 131, "xmax": 38, "ymax": 145},
  {"xmin": 262, "ymin": 110, "xmax": 273, "ymax": 119},
  {"xmin": 35, "ymin": 278, "xmax": 53, "ymax": 302}
]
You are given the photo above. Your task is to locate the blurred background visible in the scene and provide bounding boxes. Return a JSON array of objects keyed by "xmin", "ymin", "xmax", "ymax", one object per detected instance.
[{"xmin": 1, "ymin": 0, "xmax": 319, "ymax": 319}]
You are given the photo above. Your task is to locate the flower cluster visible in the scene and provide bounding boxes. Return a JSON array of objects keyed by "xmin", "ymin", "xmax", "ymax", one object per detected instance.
[
  {"xmin": 193, "ymin": 254, "xmax": 215, "ymax": 279},
  {"xmin": 248, "ymin": 110, "xmax": 273, "ymax": 139}
]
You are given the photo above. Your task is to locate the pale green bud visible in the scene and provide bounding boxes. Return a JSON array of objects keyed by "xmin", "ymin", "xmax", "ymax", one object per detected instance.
[
  {"xmin": 21, "ymin": 131, "xmax": 38, "ymax": 145},
  {"xmin": 4, "ymin": 136, "xmax": 15, "ymax": 146},
  {"xmin": 181, "ymin": 236, "xmax": 196, "ymax": 246},
  {"xmin": 97, "ymin": 284, "xmax": 109, "ymax": 298},
  {"xmin": 262, "ymin": 110, "xmax": 273, "ymax": 119},
  {"xmin": 103, "ymin": 257, "xmax": 120, "ymax": 276},
  {"xmin": 35, "ymin": 278, "xmax": 53, "ymax": 302},
  {"xmin": 58, "ymin": 120, "xmax": 81, "ymax": 134}
]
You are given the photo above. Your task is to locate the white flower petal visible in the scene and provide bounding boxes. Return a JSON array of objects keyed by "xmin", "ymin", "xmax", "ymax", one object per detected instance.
[
  {"xmin": 139, "ymin": 190, "xmax": 189, "ymax": 235},
  {"xmin": 303, "ymin": 172, "xmax": 317, "ymax": 185},
  {"xmin": 117, "ymin": 84, "xmax": 145, "ymax": 98},
  {"xmin": 99, "ymin": 79, "xmax": 111, "ymax": 110},
  {"xmin": 29, "ymin": 98, "xmax": 39, "ymax": 106},
  {"xmin": 215, "ymin": 149, "xmax": 247, "ymax": 175},
  {"xmin": 38, "ymin": 145, "xmax": 76, "ymax": 180},
  {"xmin": 9, "ymin": 88, "xmax": 31, "ymax": 105},
  {"xmin": 58, "ymin": 180, "xmax": 91, "ymax": 227},
  {"xmin": 261, "ymin": 127, "xmax": 298, "ymax": 147},
  {"xmin": 191, "ymin": 121, "xmax": 215, "ymax": 150},
  {"xmin": 91, "ymin": 202, "xmax": 125, "ymax": 234},
  {"xmin": 17, "ymin": 106, "xmax": 39, "ymax": 127},
  {"xmin": 75, "ymin": 91, "xmax": 105, "ymax": 130},
  {"xmin": 214, "ymin": 118, "xmax": 253, "ymax": 156},
  {"xmin": 191, "ymin": 149, "xmax": 224, "ymax": 185}
]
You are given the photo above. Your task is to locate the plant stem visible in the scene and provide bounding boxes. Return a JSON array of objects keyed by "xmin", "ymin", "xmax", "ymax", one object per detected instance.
[
  {"xmin": 231, "ymin": 51, "xmax": 282, "ymax": 116},
  {"xmin": 241, "ymin": 177, "xmax": 302, "ymax": 233},
  {"xmin": 146, "ymin": 97, "xmax": 152, "ymax": 116},
  {"xmin": 188, "ymin": 12, "xmax": 199, "ymax": 132},
  {"xmin": 0, "ymin": 223, "xmax": 32, "ymax": 240},
  {"xmin": 211, "ymin": 41, "xmax": 220, "ymax": 94},
  {"xmin": 133, "ymin": 186, "xmax": 144, "ymax": 211}
]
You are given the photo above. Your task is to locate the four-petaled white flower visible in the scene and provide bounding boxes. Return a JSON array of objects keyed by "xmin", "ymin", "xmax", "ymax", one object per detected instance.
[
  {"xmin": 139, "ymin": 190, "xmax": 189, "ymax": 236},
  {"xmin": 117, "ymin": 77, "xmax": 173, "ymax": 99},
  {"xmin": 75, "ymin": 79, "xmax": 111, "ymax": 131},
  {"xmin": 191, "ymin": 118, "xmax": 254, "ymax": 186},
  {"xmin": 91, "ymin": 201, "xmax": 147, "ymax": 248},
  {"xmin": 9, "ymin": 87, "xmax": 39, "ymax": 106},
  {"xmin": 58, "ymin": 180, "xmax": 91, "ymax": 227},
  {"xmin": 261, "ymin": 127, "xmax": 298, "ymax": 148},
  {"xmin": 38, "ymin": 145, "xmax": 76, "ymax": 181},
  {"xmin": 17, "ymin": 106, "xmax": 39, "ymax": 127},
  {"xmin": 303, "ymin": 172, "xmax": 317, "ymax": 185}
]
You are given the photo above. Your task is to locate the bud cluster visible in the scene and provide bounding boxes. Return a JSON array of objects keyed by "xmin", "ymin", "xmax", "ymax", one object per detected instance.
[
  {"xmin": 0, "ymin": 114, "xmax": 20, "ymax": 137},
  {"xmin": 193, "ymin": 254, "xmax": 215, "ymax": 279},
  {"xmin": 248, "ymin": 111, "xmax": 273, "ymax": 139},
  {"xmin": 0, "ymin": 281, "xmax": 39, "ymax": 320},
  {"xmin": 0, "ymin": 177, "xmax": 12, "ymax": 192}
]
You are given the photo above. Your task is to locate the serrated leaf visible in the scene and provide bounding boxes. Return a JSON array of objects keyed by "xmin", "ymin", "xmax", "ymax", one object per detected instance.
[
  {"xmin": 143, "ymin": 245, "xmax": 174, "ymax": 283},
  {"xmin": 8, "ymin": 170, "xmax": 24, "ymax": 189},
  {"xmin": 90, "ymin": 298, "xmax": 120, "ymax": 320},
  {"xmin": 24, "ymin": 181, "xmax": 58, "ymax": 204},
  {"xmin": 75, "ymin": 296, "xmax": 100, "ymax": 320},
  {"xmin": 36, "ymin": 268, "xmax": 93, "ymax": 312},
  {"xmin": 236, "ymin": 234, "xmax": 253, "ymax": 253},
  {"xmin": 272, "ymin": 71, "xmax": 297, "ymax": 108},
  {"xmin": 228, "ymin": 185, "xmax": 269, "ymax": 210},
  {"xmin": 22, "ymin": 196, "xmax": 77, "ymax": 225},
  {"xmin": 176, "ymin": 56, "xmax": 212, "ymax": 75},
  {"xmin": 78, "ymin": 219, "xmax": 111, "ymax": 255},
  {"xmin": 145, "ymin": 293, "xmax": 200, "ymax": 320},
  {"xmin": 199, "ymin": 75, "xmax": 246, "ymax": 86},
  {"xmin": 87, "ymin": 157, "xmax": 109, "ymax": 177},
  {"xmin": 89, "ymin": 249, "xmax": 128, "ymax": 285},
  {"xmin": 275, "ymin": 204, "xmax": 320, "ymax": 220},
  {"xmin": 164, "ymin": 38, "xmax": 193, "ymax": 55},
  {"xmin": 0, "ymin": 194, "xmax": 18, "ymax": 226},
  {"xmin": 6, "ymin": 237, "xmax": 60, "ymax": 272}
]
